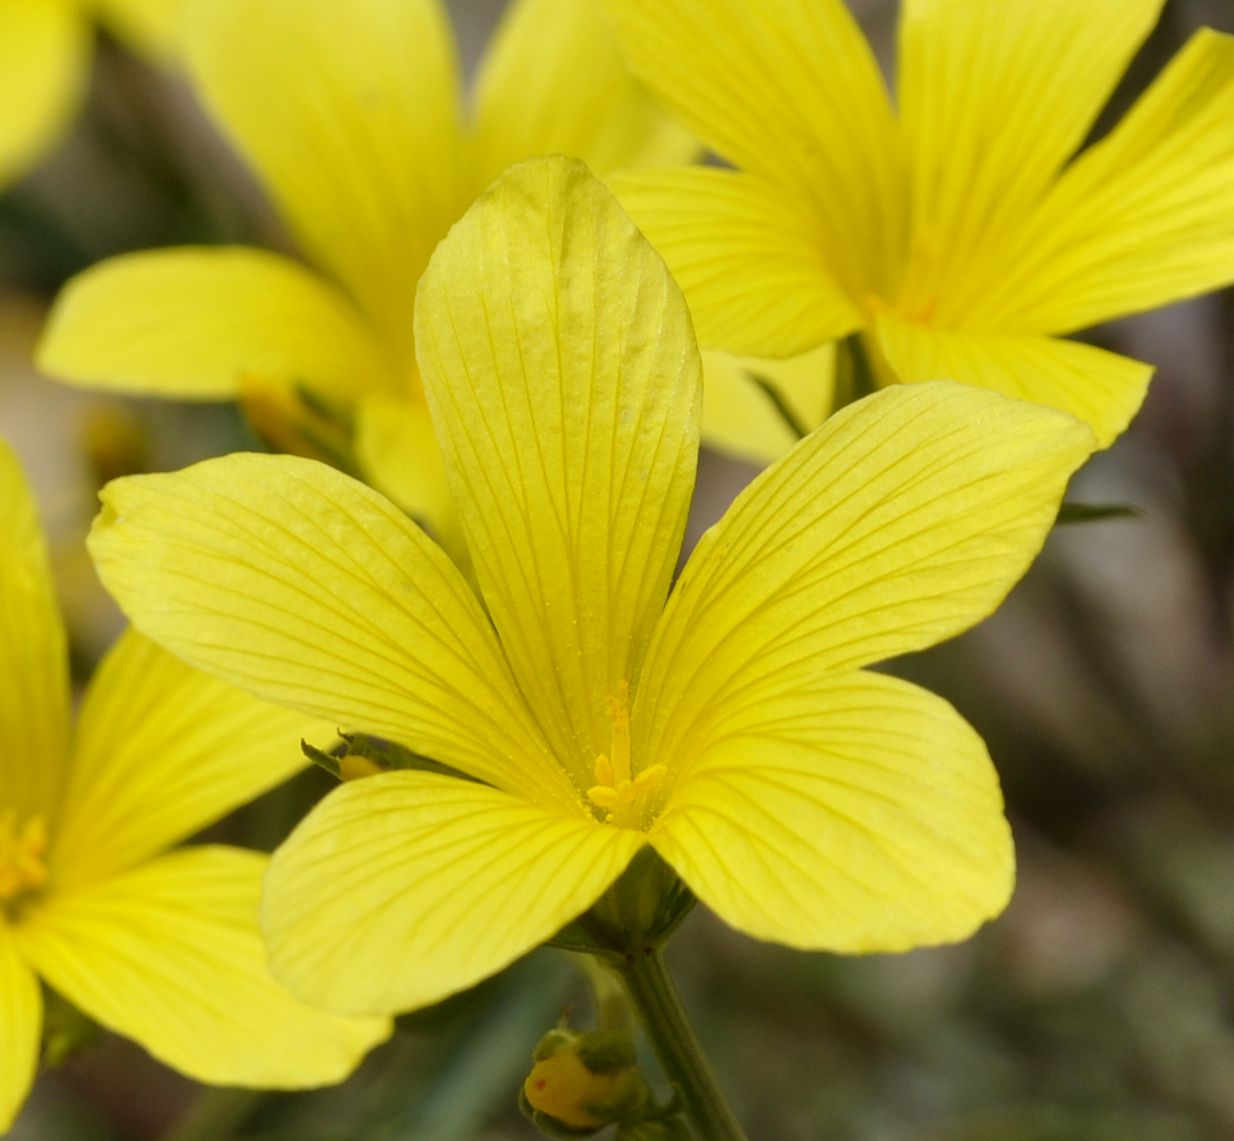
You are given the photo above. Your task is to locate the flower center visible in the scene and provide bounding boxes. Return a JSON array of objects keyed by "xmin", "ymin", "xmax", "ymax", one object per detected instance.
[
  {"xmin": 585, "ymin": 681, "xmax": 666, "ymax": 830},
  {"xmin": 0, "ymin": 808, "xmax": 49, "ymax": 914},
  {"xmin": 865, "ymin": 224, "xmax": 943, "ymax": 326}
]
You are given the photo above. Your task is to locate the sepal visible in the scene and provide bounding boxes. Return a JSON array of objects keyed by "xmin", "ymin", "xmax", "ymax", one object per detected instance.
[{"xmin": 301, "ymin": 732, "xmax": 483, "ymax": 784}]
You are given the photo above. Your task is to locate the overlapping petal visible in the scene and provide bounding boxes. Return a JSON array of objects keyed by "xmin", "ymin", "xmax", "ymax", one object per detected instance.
[
  {"xmin": 0, "ymin": 2, "xmax": 88, "ymax": 187},
  {"xmin": 608, "ymin": 0, "xmax": 902, "ymax": 300},
  {"xmin": 352, "ymin": 395, "xmax": 459, "ymax": 555},
  {"xmin": 38, "ymin": 247, "xmax": 398, "ymax": 401},
  {"xmin": 52, "ymin": 630, "xmax": 329, "ymax": 888},
  {"xmin": 184, "ymin": 0, "xmax": 464, "ymax": 369},
  {"xmin": 873, "ymin": 315, "xmax": 1154, "ymax": 449},
  {"xmin": 0, "ymin": 440, "xmax": 69, "ymax": 818},
  {"xmin": 895, "ymin": 0, "xmax": 1163, "ymax": 321},
  {"xmin": 700, "ymin": 346, "xmax": 836, "ymax": 466},
  {"xmin": 976, "ymin": 29, "xmax": 1234, "ymax": 336},
  {"xmin": 88, "ymin": 453, "xmax": 573, "ymax": 807},
  {"xmin": 634, "ymin": 383, "xmax": 1092, "ymax": 775},
  {"xmin": 650, "ymin": 671, "xmax": 1012, "ymax": 952},
  {"xmin": 0, "ymin": 933, "xmax": 40, "ymax": 1134},
  {"xmin": 470, "ymin": 0, "xmax": 694, "ymax": 188},
  {"xmin": 610, "ymin": 167, "xmax": 861, "ymax": 358},
  {"xmin": 416, "ymin": 158, "xmax": 699, "ymax": 780},
  {"xmin": 21, "ymin": 847, "xmax": 389, "ymax": 1086},
  {"xmin": 264, "ymin": 772, "xmax": 644, "ymax": 1015}
]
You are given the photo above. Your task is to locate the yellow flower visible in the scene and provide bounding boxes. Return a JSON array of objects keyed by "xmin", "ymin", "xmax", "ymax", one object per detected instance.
[
  {"xmin": 0, "ymin": 0, "xmax": 180, "ymax": 188},
  {"xmin": 37, "ymin": 0, "xmax": 693, "ymax": 557},
  {"xmin": 605, "ymin": 0, "xmax": 1234, "ymax": 449},
  {"xmin": 88, "ymin": 157, "xmax": 1092, "ymax": 1019},
  {"xmin": 0, "ymin": 441, "xmax": 388, "ymax": 1133}
]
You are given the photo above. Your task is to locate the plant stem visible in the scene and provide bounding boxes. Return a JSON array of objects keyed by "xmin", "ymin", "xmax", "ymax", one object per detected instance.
[
  {"xmin": 164, "ymin": 1088, "xmax": 263, "ymax": 1141},
  {"xmin": 834, "ymin": 331, "xmax": 880, "ymax": 412},
  {"xmin": 615, "ymin": 949, "xmax": 748, "ymax": 1141}
]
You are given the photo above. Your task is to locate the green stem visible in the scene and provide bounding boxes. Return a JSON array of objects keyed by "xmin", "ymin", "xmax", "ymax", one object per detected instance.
[
  {"xmin": 163, "ymin": 1088, "xmax": 264, "ymax": 1141},
  {"xmin": 615, "ymin": 950, "xmax": 748, "ymax": 1141},
  {"xmin": 833, "ymin": 331, "xmax": 880, "ymax": 413}
]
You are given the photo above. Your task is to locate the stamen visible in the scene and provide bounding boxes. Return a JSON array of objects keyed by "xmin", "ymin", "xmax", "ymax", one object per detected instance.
[
  {"xmin": 584, "ymin": 682, "xmax": 669, "ymax": 828},
  {"xmin": 0, "ymin": 809, "xmax": 49, "ymax": 906}
]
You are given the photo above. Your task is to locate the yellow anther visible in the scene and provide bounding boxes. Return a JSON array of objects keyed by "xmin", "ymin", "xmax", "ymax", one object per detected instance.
[
  {"xmin": 584, "ymin": 683, "xmax": 669, "ymax": 828},
  {"xmin": 633, "ymin": 764, "xmax": 667, "ymax": 794},
  {"xmin": 585, "ymin": 761, "xmax": 668, "ymax": 830},
  {"xmin": 586, "ymin": 781, "xmax": 621, "ymax": 811},
  {"xmin": 593, "ymin": 754, "xmax": 615, "ymax": 789},
  {"xmin": 0, "ymin": 809, "xmax": 50, "ymax": 905}
]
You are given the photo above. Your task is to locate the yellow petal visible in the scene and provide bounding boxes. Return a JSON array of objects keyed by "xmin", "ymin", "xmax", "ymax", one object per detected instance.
[
  {"xmin": 874, "ymin": 314, "xmax": 1154, "ymax": 449},
  {"xmin": 96, "ymin": 0, "xmax": 183, "ymax": 61},
  {"xmin": 700, "ymin": 345, "xmax": 836, "ymax": 466},
  {"xmin": 895, "ymin": 0, "xmax": 1163, "ymax": 322},
  {"xmin": 0, "ymin": 439, "xmax": 69, "ymax": 818},
  {"xmin": 0, "ymin": 932, "xmax": 40, "ymax": 1134},
  {"xmin": 89, "ymin": 453, "xmax": 573, "ymax": 808},
  {"xmin": 21, "ymin": 847, "xmax": 389, "ymax": 1087},
  {"xmin": 977, "ymin": 29, "xmax": 1234, "ymax": 336},
  {"xmin": 264, "ymin": 771, "xmax": 644, "ymax": 1015},
  {"xmin": 38, "ymin": 246, "xmax": 398, "ymax": 402},
  {"xmin": 635, "ymin": 383, "xmax": 1092, "ymax": 776},
  {"xmin": 610, "ymin": 167, "xmax": 860, "ymax": 358},
  {"xmin": 351, "ymin": 394, "xmax": 464, "ymax": 563},
  {"xmin": 52, "ymin": 630, "xmax": 330, "ymax": 888},
  {"xmin": 650, "ymin": 671, "xmax": 1013, "ymax": 952},
  {"xmin": 185, "ymin": 0, "xmax": 464, "ymax": 370},
  {"xmin": 0, "ymin": 2, "xmax": 88, "ymax": 187},
  {"xmin": 607, "ymin": 0, "xmax": 902, "ymax": 300},
  {"xmin": 470, "ymin": 0, "xmax": 694, "ymax": 189},
  {"xmin": 415, "ymin": 157, "xmax": 699, "ymax": 783}
]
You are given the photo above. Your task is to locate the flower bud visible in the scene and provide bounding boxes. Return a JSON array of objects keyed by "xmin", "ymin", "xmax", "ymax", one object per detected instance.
[{"xmin": 521, "ymin": 1027, "xmax": 648, "ymax": 1136}]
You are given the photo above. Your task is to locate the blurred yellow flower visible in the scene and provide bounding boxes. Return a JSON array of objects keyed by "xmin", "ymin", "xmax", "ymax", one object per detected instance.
[
  {"xmin": 0, "ymin": 0, "xmax": 180, "ymax": 188},
  {"xmin": 0, "ymin": 440, "xmax": 387, "ymax": 1133},
  {"xmin": 38, "ymin": 0, "xmax": 693, "ymax": 557},
  {"xmin": 607, "ymin": 0, "xmax": 1234, "ymax": 449},
  {"xmin": 89, "ymin": 158, "xmax": 1092, "ymax": 1018}
]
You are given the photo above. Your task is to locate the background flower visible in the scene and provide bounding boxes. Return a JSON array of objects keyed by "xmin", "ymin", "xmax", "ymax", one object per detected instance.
[
  {"xmin": 0, "ymin": 439, "xmax": 388, "ymax": 1134},
  {"xmin": 608, "ymin": 0, "xmax": 1234, "ymax": 448},
  {"xmin": 0, "ymin": 0, "xmax": 180, "ymax": 190},
  {"xmin": 36, "ymin": 0, "xmax": 693, "ymax": 559}
]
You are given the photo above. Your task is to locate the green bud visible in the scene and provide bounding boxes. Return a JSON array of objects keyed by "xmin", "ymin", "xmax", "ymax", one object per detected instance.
[{"xmin": 521, "ymin": 1026, "xmax": 649, "ymax": 1137}]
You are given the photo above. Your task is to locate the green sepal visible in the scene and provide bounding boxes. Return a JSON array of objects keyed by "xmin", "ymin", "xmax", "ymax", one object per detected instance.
[
  {"xmin": 1055, "ymin": 500, "xmax": 1142, "ymax": 526},
  {"xmin": 301, "ymin": 732, "xmax": 482, "ymax": 783},
  {"xmin": 532, "ymin": 1027, "xmax": 581, "ymax": 1063},
  {"xmin": 617, "ymin": 1115, "xmax": 693, "ymax": 1141},
  {"xmin": 550, "ymin": 849, "xmax": 696, "ymax": 961},
  {"xmin": 41, "ymin": 988, "xmax": 101, "ymax": 1068},
  {"xmin": 300, "ymin": 738, "xmax": 342, "ymax": 779},
  {"xmin": 576, "ymin": 1030, "xmax": 638, "ymax": 1074},
  {"xmin": 831, "ymin": 331, "xmax": 881, "ymax": 414},
  {"xmin": 748, "ymin": 370, "xmax": 809, "ymax": 441}
]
